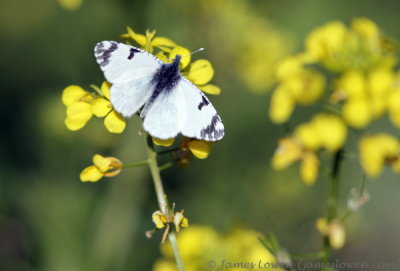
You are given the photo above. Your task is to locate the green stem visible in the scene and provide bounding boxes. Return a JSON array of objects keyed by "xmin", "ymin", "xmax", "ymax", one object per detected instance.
[
  {"xmin": 144, "ymin": 134, "xmax": 184, "ymax": 271},
  {"xmin": 122, "ymin": 160, "xmax": 149, "ymax": 168},
  {"xmin": 322, "ymin": 149, "xmax": 343, "ymax": 268}
]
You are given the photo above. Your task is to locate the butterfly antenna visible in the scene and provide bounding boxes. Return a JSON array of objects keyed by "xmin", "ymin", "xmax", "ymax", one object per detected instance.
[{"xmin": 182, "ymin": 48, "xmax": 205, "ymax": 59}]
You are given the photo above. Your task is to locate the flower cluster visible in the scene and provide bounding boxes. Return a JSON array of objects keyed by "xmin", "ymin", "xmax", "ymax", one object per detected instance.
[
  {"xmin": 153, "ymin": 225, "xmax": 282, "ymax": 271},
  {"xmin": 62, "ymin": 82, "xmax": 126, "ymax": 133},
  {"xmin": 270, "ymin": 18, "xmax": 400, "ymax": 182}
]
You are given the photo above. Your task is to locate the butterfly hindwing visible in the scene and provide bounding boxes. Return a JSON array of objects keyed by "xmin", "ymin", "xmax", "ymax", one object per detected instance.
[{"xmin": 178, "ymin": 78, "xmax": 224, "ymax": 141}]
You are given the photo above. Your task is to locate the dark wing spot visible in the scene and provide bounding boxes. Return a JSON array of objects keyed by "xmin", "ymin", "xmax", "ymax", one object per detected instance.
[
  {"xmin": 95, "ymin": 41, "xmax": 118, "ymax": 67},
  {"xmin": 198, "ymin": 95, "xmax": 210, "ymax": 111},
  {"xmin": 128, "ymin": 47, "xmax": 140, "ymax": 60},
  {"xmin": 200, "ymin": 114, "xmax": 224, "ymax": 140}
]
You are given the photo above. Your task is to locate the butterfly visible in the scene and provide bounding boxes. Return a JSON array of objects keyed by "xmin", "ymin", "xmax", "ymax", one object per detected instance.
[{"xmin": 94, "ymin": 41, "xmax": 224, "ymax": 141}]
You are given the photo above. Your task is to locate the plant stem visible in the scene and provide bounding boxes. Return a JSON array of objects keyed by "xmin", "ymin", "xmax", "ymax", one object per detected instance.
[
  {"xmin": 322, "ymin": 149, "xmax": 343, "ymax": 268},
  {"xmin": 144, "ymin": 134, "xmax": 184, "ymax": 271}
]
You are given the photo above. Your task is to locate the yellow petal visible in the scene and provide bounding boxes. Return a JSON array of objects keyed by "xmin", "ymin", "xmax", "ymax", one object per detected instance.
[
  {"xmin": 271, "ymin": 137, "xmax": 303, "ymax": 170},
  {"xmin": 152, "ymin": 211, "xmax": 167, "ymax": 229},
  {"xmin": 387, "ymin": 90, "xmax": 400, "ymax": 128},
  {"xmin": 57, "ymin": 0, "xmax": 83, "ymax": 11},
  {"xmin": 124, "ymin": 27, "xmax": 146, "ymax": 46},
  {"xmin": 62, "ymin": 85, "xmax": 88, "ymax": 106},
  {"xmin": 174, "ymin": 211, "xmax": 188, "ymax": 232},
  {"xmin": 153, "ymin": 137, "xmax": 175, "ymax": 147},
  {"xmin": 65, "ymin": 102, "xmax": 93, "ymax": 131},
  {"xmin": 351, "ymin": 18, "xmax": 379, "ymax": 40},
  {"xmin": 316, "ymin": 217, "xmax": 328, "ymax": 235},
  {"xmin": 152, "ymin": 37, "xmax": 177, "ymax": 52},
  {"xmin": 269, "ymin": 86, "xmax": 295, "ymax": 124},
  {"xmin": 313, "ymin": 114, "xmax": 347, "ymax": 152},
  {"xmin": 300, "ymin": 151, "xmax": 319, "ymax": 185},
  {"xmin": 80, "ymin": 165, "xmax": 103, "ymax": 182},
  {"xmin": 328, "ymin": 221, "xmax": 346, "ymax": 249},
  {"xmin": 91, "ymin": 98, "xmax": 112, "ymax": 117},
  {"xmin": 155, "ymin": 52, "xmax": 169, "ymax": 63},
  {"xmin": 92, "ymin": 154, "xmax": 111, "ymax": 172},
  {"xmin": 342, "ymin": 97, "xmax": 372, "ymax": 128},
  {"xmin": 188, "ymin": 140, "xmax": 211, "ymax": 159},
  {"xmin": 359, "ymin": 134, "xmax": 399, "ymax": 178},
  {"xmin": 294, "ymin": 123, "xmax": 320, "ymax": 150},
  {"xmin": 104, "ymin": 111, "xmax": 126, "ymax": 133},
  {"xmin": 100, "ymin": 81, "xmax": 111, "ymax": 99},
  {"xmin": 187, "ymin": 59, "xmax": 214, "ymax": 85},
  {"xmin": 169, "ymin": 46, "xmax": 191, "ymax": 69},
  {"xmin": 336, "ymin": 70, "xmax": 366, "ymax": 98},
  {"xmin": 199, "ymin": 84, "xmax": 221, "ymax": 95}
]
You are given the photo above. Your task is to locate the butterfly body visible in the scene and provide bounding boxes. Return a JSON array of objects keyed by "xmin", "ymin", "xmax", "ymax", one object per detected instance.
[{"xmin": 94, "ymin": 41, "xmax": 224, "ymax": 141}]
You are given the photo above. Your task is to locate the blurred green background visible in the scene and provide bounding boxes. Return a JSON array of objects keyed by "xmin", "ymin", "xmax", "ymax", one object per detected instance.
[{"xmin": 1, "ymin": 0, "xmax": 400, "ymax": 270}]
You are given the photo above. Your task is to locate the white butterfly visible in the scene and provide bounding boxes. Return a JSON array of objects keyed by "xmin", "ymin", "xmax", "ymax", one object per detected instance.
[{"xmin": 94, "ymin": 41, "xmax": 224, "ymax": 141}]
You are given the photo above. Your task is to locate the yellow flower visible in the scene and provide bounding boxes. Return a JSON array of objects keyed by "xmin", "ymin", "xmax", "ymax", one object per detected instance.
[
  {"xmin": 80, "ymin": 154, "xmax": 122, "ymax": 182},
  {"xmin": 387, "ymin": 89, "xmax": 400, "ymax": 127},
  {"xmin": 62, "ymin": 82, "xmax": 126, "ymax": 133},
  {"xmin": 62, "ymin": 85, "xmax": 94, "ymax": 131},
  {"xmin": 154, "ymin": 225, "xmax": 283, "ymax": 271},
  {"xmin": 351, "ymin": 18, "xmax": 379, "ymax": 42},
  {"xmin": 152, "ymin": 211, "xmax": 168, "ymax": 229},
  {"xmin": 269, "ymin": 86, "xmax": 295, "ymax": 124},
  {"xmin": 173, "ymin": 210, "xmax": 189, "ymax": 232},
  {"xmin": 187, "ymin": 140, "xmax": 212, "ymax": 159},
  {"xmin": 57, "ymin": 0, "xmax": 83, "ymax": 11},
  {"xmin": 316, "ymin": 218, "xmax": 346, "ymax": 250},
  {"xmin": 91, "ymin": 82, "xmax": 126, "ymax": 133},
  {"xmin": 284, "ymin": 69, "xmax": 325, "ymax": 105},
  {"xmin": 359, "ymin": 134, "xmax": 400, "ymax": 177},
  {"xmin": 271, "ymin": 137, "xmax": 303, "ymax": 170},
  {"xmin": 295, "ymin": 114, "xmax": 347, "ymax": 152},
  {"xmin": 300, "ymin": 151, "xmax": 319, "ymax": 185},
  {"xmin": 121, "ymin": 27, "xmax": 177, "ymax": 53},
  {"xmin": 342, "ymin": 97, "xmax": 371, "ymax": 128},
  {"xmin": 305, "ymin": 21, "xmax": 347, "ymax": 62},
  {"xmin": 153, "ymin": 137, "xmax": 175, "ymax": 147}
]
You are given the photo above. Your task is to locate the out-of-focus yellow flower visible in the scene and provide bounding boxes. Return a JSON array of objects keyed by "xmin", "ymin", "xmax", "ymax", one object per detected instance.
[
  {"xmin": 273, "ymin": 114, "xmax": 346, "ymax": 185},
  {"xmin": 80, "ymin": 154, "xmax": 122, "ymax": 182},
  {"xmin": 57, "ymin": 0, "xmax": 83, "ymax": 11},
  {"xmin": 285, "ymin": 69, "xmax": 325, "ymax": 105},
  {"xmin": 351, "ymin": 18, "xmax": 379, "ymax": 41},
  {"xmin": 269, "ymin": 86, "xmax": 295, "ymax": 124},
  {"xmin": 295, "ymin": 114, "xmax": 347, "ymax": 152},
  {"xmin": 154, "ymin": 225, "xmax": 283, "ymax": 271},
  {"xmin": 316, "ymin": 218, "xmax": 346, "ymax": 250},
  {"xmin": 300, "ymin": 151, "xmax": 319, "ymax": 185},
  {"xmin": 359, "ymin": 134, "xmax": 400, "ymax": 178},
  {"xmin": 387, "ymin": 89, "xmax": 400, "ymax": 128},
  {"xmin": 272, "ymin": 137, "xmax": 303, "ymax": 170},
  {"xmin": 305, "ymin": 21, "xmax": 347, "ymax": 62}
]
